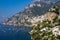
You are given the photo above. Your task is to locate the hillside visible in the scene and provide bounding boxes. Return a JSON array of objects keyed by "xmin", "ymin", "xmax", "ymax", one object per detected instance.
[
  {"xmin": 2, "ymin": 0, "xmax": 60, "ymax": 40},
  {"xmin": 2, "ymin": 0, "xmax": 55, "ymax": 26}
]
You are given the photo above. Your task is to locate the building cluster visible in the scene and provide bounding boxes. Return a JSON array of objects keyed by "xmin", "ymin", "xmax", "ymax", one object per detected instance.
[{"xmin": 27, "ymin": 12, "xmax": 58, "ymax": 26}]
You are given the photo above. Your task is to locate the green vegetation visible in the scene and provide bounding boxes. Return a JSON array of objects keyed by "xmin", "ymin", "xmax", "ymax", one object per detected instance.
[
  {"xmin": 30, "ymin": 6, "xmax": 60, "ymax": 40},
  {"xmin": 30, "ymin": 16, "xmax": 60, "ymax": 40}
]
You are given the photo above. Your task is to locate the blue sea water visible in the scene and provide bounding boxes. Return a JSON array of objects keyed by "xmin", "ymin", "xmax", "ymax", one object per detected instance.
[{"xmin": 0, "ymin": 24, "xmax": 31, "ymax": 40}]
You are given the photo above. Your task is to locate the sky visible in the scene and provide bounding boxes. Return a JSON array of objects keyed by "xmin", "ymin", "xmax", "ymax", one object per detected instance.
[{"xmin": 0, "ymin": 0, "xmax": 33, "ymax": 22}]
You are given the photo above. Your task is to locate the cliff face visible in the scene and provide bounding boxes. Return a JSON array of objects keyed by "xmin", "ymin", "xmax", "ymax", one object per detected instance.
[{"xmin": 2, "ymin": 0, "xmax": 60, "ymax": 27}]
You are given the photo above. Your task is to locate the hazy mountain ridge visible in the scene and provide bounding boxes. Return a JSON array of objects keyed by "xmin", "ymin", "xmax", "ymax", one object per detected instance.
[{"xmin": 2, "ymin": 0, "xmax": 60, "ymax": 27}]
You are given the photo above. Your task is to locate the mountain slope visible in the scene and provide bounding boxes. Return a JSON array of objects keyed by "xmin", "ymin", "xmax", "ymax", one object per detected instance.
[{"xmin": 2, "ymin": 0, "xmax": 60, "ymax": 26}]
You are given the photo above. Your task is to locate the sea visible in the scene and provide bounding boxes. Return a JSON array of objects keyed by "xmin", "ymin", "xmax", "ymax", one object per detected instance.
[{"xmin": 0, "ymin": 24, "xmax": 31, "ymax": 40}]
